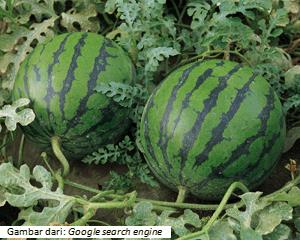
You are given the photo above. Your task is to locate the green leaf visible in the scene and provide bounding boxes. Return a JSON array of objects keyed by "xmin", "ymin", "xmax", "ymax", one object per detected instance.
[
  {"xmin": 255, "ymin": 202, "xmax": 293, "ymax": 235},
  {"xmin": 226, "ymin": 192, "xmax": 268, "ymax": 239},
  {"xmin": 271, "ymin": 8, "xmax": 289, "ymax": 27},
  {"xmin": 202, "ymin": 17, "xmax": 257, "ymax": 49},
  {"xmin": 295, "ymin": 219, "xmax": 300, "ymax": 233},
  {"xmin": 226, "ymin": 192, "xmax": 268, "ymax": 228},
  {"xmin": 263, "ymin": 224, "xmax": 292, "ymax": 240},
  {"xmin": 110, "ymin": 0, "xmax": 139, "ymax": 26},
  {"xmin": 82, "ymin": 136, "xmax": 135, "ymax": 165},
  {"xmin": 208, "ymin": 220, "xmax": 237, "ymax": 240},
  {"xmin": 285, "ymin": 65, "xmax": 300, "ymax": 89},
  {"xmin": 126, "ymin": 202, "xmax": 203, "ymax": 238},
  {"xmin": 212, "ymin": 0, "xmax": 272, "ymax": 18},
  {"xmin": 105, "ymin": 0, "xmax": 117, "ymax": 14},
  {"xmin": 105, "ymin": 0, "xmax": 178, "ymax": 84},
  {"xmin": 241, "ymin": 227, "xmax": 262, "ymax": 240},
  {"xmin": 125, "ymin": 202, "xmax": 157, "ymax": 226},
  {"xmin": 156, "ymin": 209, "xmax": 203, "ymax": 237},
  {"xmin": 294, "ymin": 207, "xmax": 300, "ymax": 233},
  {"xmin": 129, "ymin": 163, "xmax": 158, "ymax": 188},
  {"xmin": 272, "ymin": 187, "xmax": 300, "ymax": 207},
  {"xmin": 144, "ymin": 47, "xmax": 179, "ymax": 73},
  {"xmin": 187, "ymin": 1, "xmax": 210, "ymax": 29},
  {"xmin": 95, "ymin": 82, "xmax": 148, "ymax": 108},
  {"xmin": 103, "ymin": 171, "xmax": 133, "ymax": 192},
  {"xmin": 0, "ymin": 163, "xmax": 75, "ymax": 225},
  {"xmin": 0, "ymin": 98, "xmax": 35, "ymax": 132}
]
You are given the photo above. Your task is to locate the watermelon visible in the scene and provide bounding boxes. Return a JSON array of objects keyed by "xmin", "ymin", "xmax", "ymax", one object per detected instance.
[
  {"xmin": 139, "ymin": 59, "xmax": 285, "ymax": 200},
  {"xmin": 12, "ymin": 32, "xmax": 135, "ymax": 160}
]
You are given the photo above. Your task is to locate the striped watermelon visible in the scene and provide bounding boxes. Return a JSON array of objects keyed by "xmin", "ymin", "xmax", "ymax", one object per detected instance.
[
  {"xmin": 140, "ymin": 59, "xmax": 285, "ymax": 200},
  {"xmin": 12, "ymin": 32, "xmax": 135, "ymax": 159}
]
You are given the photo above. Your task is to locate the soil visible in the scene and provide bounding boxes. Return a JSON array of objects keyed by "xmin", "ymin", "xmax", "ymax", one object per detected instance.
[{"xmin": 0, "ymin": 129, "xmax": 297, "ymax": 225}]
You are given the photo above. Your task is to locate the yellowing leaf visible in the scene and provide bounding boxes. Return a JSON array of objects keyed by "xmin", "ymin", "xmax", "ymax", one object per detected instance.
[
  {"xmin": 61, "ymin": 5, "xmax": 100, "ymax": 32},
  {"xmin": 0, "ymin": 25, "xmax": 28, "ymax": 52},
  {"xmin": 0, "ymin": 16, "xmax": 57, "ymax": 90}
]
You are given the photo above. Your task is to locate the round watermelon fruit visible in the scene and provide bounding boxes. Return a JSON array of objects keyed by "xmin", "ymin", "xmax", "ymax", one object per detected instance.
[
  {"xmin": 12, "ymin": 32, "xmax": 135, "ymax": 161},
  {"xmin": 139, "ymin": 59, "xmax": 285, "ymax": 200}
]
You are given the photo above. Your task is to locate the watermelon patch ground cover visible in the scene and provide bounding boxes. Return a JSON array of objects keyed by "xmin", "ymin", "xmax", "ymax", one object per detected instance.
[{"xmin": 0, "ymin": 0, "xmax": 299, "ymax": 239}]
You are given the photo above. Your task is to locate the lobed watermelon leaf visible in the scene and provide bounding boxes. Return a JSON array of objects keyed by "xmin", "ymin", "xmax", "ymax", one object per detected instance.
[
  {"xmin": 255, "ymin": 202, "xmax": 293, "ymax": 235},
  {"xmin": 271, "ymin": 186, "xmax": 300, "ymax": 207},
  {"xmin": 201, "ymin": 192, "xmax": 294, "ymax": 239},
  {"xmin": 95, "ymin": 82, "xmax": 148, "ymax": 108},
  {"xmin": 61, "ymin": 4, "xmax": 100, "ymax": 32},
  {"xmin": 0, "ymin": 98, "xmax": 35, "ymax": 132},
  {"xmin": 0, "ymin": 17, "xmax": 57, "ymax": 90},
  {"xmin": 82, "ymin": 133, "xmax": 157, "ymax": 191},
  {"xmin": 226, "ymin": 192, "xmax": 268, "ymax": 231},
  {"xmin": 187, "ymin": 2, "xmax": 210, "ymax": 30},
  {"xmin": 82, "ymin": 135, "xmax": 135, "ymax": 165},
  {"xmin": 125, "ymin": 202, "xmax": 157, "ymax": 226},
  {"xmin": 125, "ymin": 201, "xmax": 204, "ymax": 237},
  {"xmin": 206, "ymin": 220, "xmax": 237, "ymax": 240},
  {"xmin": 104, "ymin": 0, "xmax": 179, "ymax": 83},
  {"xmin": 0, "ymin": 162, "xmax": 75, "ymax": 225}
]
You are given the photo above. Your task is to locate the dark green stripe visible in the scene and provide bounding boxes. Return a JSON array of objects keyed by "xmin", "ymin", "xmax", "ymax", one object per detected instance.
[
  {"xmin": 143, "ymin": 89, "xmax": 171, "ymax": 181},
  {"xmin": 33, "ymin": 65, "xmax": 41, "ymax": 82},
  {"xmin": 23, "ymin": 55, "xmax": 34, "ymax": 98},
  {"xmin": 59, "ymin": 32, "xmax": 88, "ymax": 120},
  {"xmin": 243, "ymin": 114, "xmax": 285, "ymax": 184},
  {"xmin": 44, "ymin": 33, "xmax": 72, "ymax": 132},
  {"xmin": 165, "ymin": 68, "xmax": 213, "ymax": 183},
  {"xmin": 191, "ymin": 85, "xmax": 276, "ymax": 189},
  {"xmin": 77, "ymin": 102, "xmax": 118, "ymax": 138},
  {"xmin": 40, "ymin": 37, "xmax": 55, "ymax": 55},
  {"xmin": 157, "ymin": 61, "xmax": 202, "ymax": 171},
  {"xmin": 193, "ymin": 71, "xmax": 256, "ymax": 168},
  {"xmin": 143, "ymin": 93, "xmax": 160, "ymax": 168},
  {"xmin": 63, "ymin": 38, "xmax": 115, "ymax": 134},
  {"xmin": 216, "ymin": 61, "xmax": 225, "ymax": 66},
  {"xmin": 176, "ymin": 64, "xmax": 242, "ymax": 169},
  {"xmin": 171, "ymin": 69, "xmax": 213, "ymax": 145},
  {"xmin": 39, "ymin": 43, "xmax": 47, "ymax": 55}
]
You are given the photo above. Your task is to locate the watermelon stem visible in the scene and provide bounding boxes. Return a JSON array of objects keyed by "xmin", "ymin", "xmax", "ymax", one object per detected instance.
[
  {"xmin": 71, "ymin": 191, "xmax": 137, "ymax": 226},
  {"xmin": 17, "ymin": 134, "xmax": 25, "ymax": 167},
  {"xmin": 54, "ymin": 170, "xmax": 64, "ymax": 189},
  {"xmin": 51, "ymin": 136, "xmax": 70, "ymax": 177},
  {"xmin": 41, "ymin": 152, "xmax": 55, "ymax": 175},
  {"xmin": 176, "ymin": 181, "xmax": 249, "ymax": 240},
  {"xmin": 176, "ymin": 186, "xmax": 187, "ymax": 203},
  {"xmin": 41, "ymin": 151, "xmax": 64, "ymax": 189},
  {"xmin": 64, "ymin": 178, "xmax": 242, "ymax": 210},
  {"xmin": 71, "ymin": 208, "xmax": 96, "ymax": 226}
]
